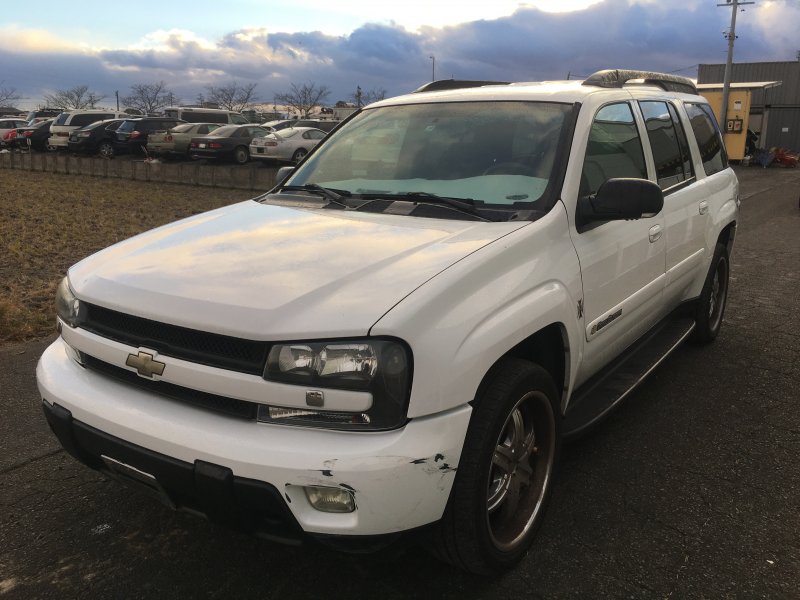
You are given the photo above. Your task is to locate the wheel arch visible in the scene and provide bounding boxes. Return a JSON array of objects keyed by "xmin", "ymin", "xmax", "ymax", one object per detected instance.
[{"xmin": 475, "ymin": 322, "xmax": 570, "ymax": 416}]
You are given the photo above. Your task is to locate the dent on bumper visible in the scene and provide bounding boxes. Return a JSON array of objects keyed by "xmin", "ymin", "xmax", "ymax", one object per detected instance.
[{"xmin": 36, "ymin": 338, "xmax": 471, "ymax": 536}]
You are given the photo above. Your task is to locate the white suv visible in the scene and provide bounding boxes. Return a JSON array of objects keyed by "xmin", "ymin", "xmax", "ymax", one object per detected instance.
[
  {"xmin": 48, "ymin": 109, "xmax": 128, "ymax": 149},
  {"xmin": 37, "ymin": 70, "xmax": 737, "ymax": 574}
]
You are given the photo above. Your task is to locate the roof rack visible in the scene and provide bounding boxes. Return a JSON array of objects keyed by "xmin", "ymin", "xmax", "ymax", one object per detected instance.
[
  {"xmin": 413, "ymin": 80, "xmax": 510, "ymax": 93},
  {"xmin": 582, "ymin": 69, "xmax": 698, "ymax": 95}
]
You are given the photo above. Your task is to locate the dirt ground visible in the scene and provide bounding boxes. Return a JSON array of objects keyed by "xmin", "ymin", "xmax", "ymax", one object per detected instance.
[{"xmin": 0, "ymin": 171, "xmax": 256, "ymax": 342}]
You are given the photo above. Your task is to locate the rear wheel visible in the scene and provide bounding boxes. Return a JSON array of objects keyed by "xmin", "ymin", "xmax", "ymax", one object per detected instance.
[
  {"xmin": 233, "ymin": 146, "xmax": 249, "ymax": 165},
  {"xmin": 98, "ymin": 141, "xmax": 114, "ymax": 159},
  {"xmin": 691, "ymin": 242, "xmax": 729, "ymax": 344},
  {"xmin": 292, "ymin": 148, "xmax": 308, "ymax": 163},
  {"xmin": 431, "ymin": 358, "xmax": 561, "ymax": 575}
]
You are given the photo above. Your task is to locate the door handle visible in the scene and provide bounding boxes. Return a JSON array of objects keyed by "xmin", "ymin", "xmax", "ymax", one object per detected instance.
[
  {"xmin": 649, "ymin": 224, "xmax": 662, "ymax": 243},
  {"xmin": 699, "ymin": 200, "xmax": 709, "ymax": 215}
]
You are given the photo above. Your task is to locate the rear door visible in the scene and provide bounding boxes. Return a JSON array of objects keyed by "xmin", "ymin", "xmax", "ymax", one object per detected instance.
[{"xmin": 638, "ymin": 100, "xmax": 709, "ymax": 305}]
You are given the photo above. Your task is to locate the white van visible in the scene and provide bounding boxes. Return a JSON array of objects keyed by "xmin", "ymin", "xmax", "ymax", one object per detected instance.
[
  {"xmin": 162, "ymin": 107, "xmax": 249, "ymax": 125},
  {"xmin": 49, "ymin": 110, "xmax": 128, "ymax": 149}
]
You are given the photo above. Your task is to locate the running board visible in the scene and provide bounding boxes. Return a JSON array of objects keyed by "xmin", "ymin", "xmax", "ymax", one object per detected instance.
[{"xmin": 563, "ymin": 315, "xmax": 695, "ymax": 439}]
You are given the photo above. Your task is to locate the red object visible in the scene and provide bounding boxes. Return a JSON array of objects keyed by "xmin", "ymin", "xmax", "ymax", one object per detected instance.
[
  {"xmin": 209, "ymin": 142, "xmax": 223, "ymax": 149},
  {"xmin": 130, "ymin": 131, "xmax": 141, "ymax": 140},
  {"xmin": 23, "ymin": 131, "xmax": 33, "ymax": 137},
  {"xmin": 3, "ymin": 130, "xmax": 16, "ymax": 142},
  {"xmin": 165, "ymin": 135, "xmax": 173, "ymax": 142}
]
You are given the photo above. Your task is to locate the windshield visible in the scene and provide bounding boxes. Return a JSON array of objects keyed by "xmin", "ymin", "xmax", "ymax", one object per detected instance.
[{"xmin": 287, "ymin": 101, "xmax": 571, "ymax": 210}]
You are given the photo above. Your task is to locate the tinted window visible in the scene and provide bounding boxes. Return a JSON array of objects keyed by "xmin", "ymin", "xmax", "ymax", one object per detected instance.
[
  {"xmin": 70, "ymin": 113, "xmax": 112, "ymax": 127},
  {"xmin": 117, "ymin": 120, "xmax": 137, "ymax": 133},
  {"xmin": 685, "ymin": 103, "xmax": 727, "ymax": 176},
  {"xmin": 231, "ymin": 114, "xmax": 248, "ymax": 124},
  {"xmin": 639, "ymin": 101, "xmax": 685, "ymax": 190},
  {"xmin": 171, "ymin": 123, "xmax": 195, "ymax": 133},
  {"xmin": 581, "ymin": 103, "xmax": 647, "ymax": 197},
  {"xmin": 212, "ymin": 125, "xmax": 239, "ymax": 137},
  {"xmin": 53, "ymin": 113, "xmax": 70, "ymax": 126},
  {"xmin": 304, "ymin": 129, "xmax": 325, "ymax": 139},
  {"xmin": 668, "ymin": 104, "xmax": 694, "ymax": 181}
]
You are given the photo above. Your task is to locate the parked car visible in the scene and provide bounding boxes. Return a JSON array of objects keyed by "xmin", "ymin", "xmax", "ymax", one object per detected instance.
[
  {"xmin": 67, "ymin": 119, "xmax": 127, "ymax": 158},
  {"xmin": 14, "ymin": 119, "xmax": 54, "ymax": 151},
  {"xmin": 146, "ymin": 122, "xmax": 222, "ymax": 157},
  {"xmin": 262, "ymin": 119, "xmax": 340, "ymax": 133},
  {"xmin": 37, "ymin": 69, "xmax": 738, "ymax": 576},
  {"xmin": 0, "ymin": 117, "xmax": 29, "ymax": 147},
  {"xmin": 250, "ymin": 126, "xmax": 326, "ymax": 163},
  {"xmin": 25, "ymin": 108, "xmax": 62, "ymax": 122},
  {"xmin": 49, "ymin": 110, "xmax": 128, "ymax": 150},
  {"xmin": 189, "ymin": 124, "xmax": 270, "ymax": 164},
  {"xmin": 114, "ymin": 117, "xmax": 185, "ymax": 155},
  {"xmin": 162, "ymin": 107, "xmax": 249, "ymax": 125}
]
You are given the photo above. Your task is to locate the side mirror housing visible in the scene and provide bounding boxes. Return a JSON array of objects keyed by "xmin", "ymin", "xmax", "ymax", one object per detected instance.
[
  {"xmin": 275, "ymin": 166, "xmax": 294, "ymax": 187},
  {"xmin": 576, "ymin": 178, "xmax": 663, "ymax": 229}
]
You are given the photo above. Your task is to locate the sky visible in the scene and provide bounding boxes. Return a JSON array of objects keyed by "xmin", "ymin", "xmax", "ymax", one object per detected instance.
[{"xmin": 1, "ymin": 0, "xmax": 799, "ymax": 111}]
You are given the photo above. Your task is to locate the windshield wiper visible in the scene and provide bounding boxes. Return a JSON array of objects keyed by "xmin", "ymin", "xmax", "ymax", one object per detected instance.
[
  {"xmin": 280, "ymin": 184, "xmax": 350, "ymax": 208},
  {"xmin": 361, "ymin": 191, "xmax": 491, "ymax": 221}
]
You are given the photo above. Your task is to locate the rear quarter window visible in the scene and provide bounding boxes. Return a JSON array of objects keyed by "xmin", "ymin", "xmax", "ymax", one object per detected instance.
[{"xmin": 684, "ymin": 103, "xmax": 728, "ymax": 176}]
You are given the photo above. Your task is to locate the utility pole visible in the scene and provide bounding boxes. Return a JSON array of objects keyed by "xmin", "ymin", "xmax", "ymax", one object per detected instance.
[
  {"xmin": 115, "ymin": 90, "xmax": 119, "ymax": 111},
  {"xmin": 717, "ymin": 0, "xmax": 754, "ymax": 130},
  {"xmin": 430, "ymin": 55, "xmax": 435, "ymax": 82}
]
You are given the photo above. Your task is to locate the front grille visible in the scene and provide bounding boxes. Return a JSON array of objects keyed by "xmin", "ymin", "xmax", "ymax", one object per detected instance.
[
  {"xmin": 81, "ymin": 303, "xmax": 269, "ymax": 375},
  {"xmin": 83, "ymin": 355, "xmax": 258, "ymax": 421}
]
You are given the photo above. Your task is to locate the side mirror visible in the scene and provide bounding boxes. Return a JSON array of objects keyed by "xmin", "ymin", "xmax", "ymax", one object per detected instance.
[
  {"xmin": 275, "ymin": 165, "xmax": 294, "ymax": 187},
  {"xmin": 576, "ymin": 178, "xmax": 663, "ymax": 229}
]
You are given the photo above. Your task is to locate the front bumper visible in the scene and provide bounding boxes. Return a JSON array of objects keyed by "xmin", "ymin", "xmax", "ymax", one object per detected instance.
[{"xmin": 37, "ymin": 338, "xmax": 470, "ymax": 538}]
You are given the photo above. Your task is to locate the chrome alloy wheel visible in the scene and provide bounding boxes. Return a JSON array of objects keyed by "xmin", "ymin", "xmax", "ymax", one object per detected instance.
[
  {"xmin": 708, "ymin": 256, "xmax": 728, "ymax": 329},
  {"xmin": 486, "ymin": 390, "xmax": 556, "ymax": 552}
]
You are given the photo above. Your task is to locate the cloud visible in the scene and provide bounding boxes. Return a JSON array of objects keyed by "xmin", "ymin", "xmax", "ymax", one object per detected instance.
[{"xmin": 3, "ymin": 0, "xmax": 798, "ymax": 110}]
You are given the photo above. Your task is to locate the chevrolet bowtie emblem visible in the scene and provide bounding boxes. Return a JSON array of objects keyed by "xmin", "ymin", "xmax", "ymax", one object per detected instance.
[{"xmin": 125, "ymin": 351, "xmax": 166, "ymax": 378}]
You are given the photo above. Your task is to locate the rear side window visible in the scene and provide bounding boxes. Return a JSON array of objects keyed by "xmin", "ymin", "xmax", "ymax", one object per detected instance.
[
  {"xmin": 639, "ymin": 101, "xmax": 687, "ymax": 190},
  {"xmin": 684, "ymin": 103, "xmax": 728, "ymax": 176},
  {"xmin": 581, "ymin": 103, "xmax": 647, "ymax": 197},
  {"xmin": 53, "ymin": 113, "xmax": 70, "ymax": 125},
  {"xmin": 70, "ymin": 113, "xmax": 112, "ymax": 127},
  {"xmin": 231, "ymin": 114, "xmax": 248, "ymax": 124}
]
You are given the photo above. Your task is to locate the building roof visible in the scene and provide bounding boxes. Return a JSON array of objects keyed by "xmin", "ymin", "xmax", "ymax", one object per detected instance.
[{"xmin": 696, "ymin": 81, "xmax": 782, "ymax": 91}]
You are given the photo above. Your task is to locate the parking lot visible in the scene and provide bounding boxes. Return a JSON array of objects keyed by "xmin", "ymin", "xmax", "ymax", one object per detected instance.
[{"xmin": 1, "ymin": 166, "xmax": 798, "ymax": 598}]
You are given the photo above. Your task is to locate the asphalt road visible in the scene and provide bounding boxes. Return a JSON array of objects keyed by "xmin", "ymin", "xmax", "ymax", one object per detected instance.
[{"xmin": 1, "ymin": 166, "xmax": 799, "ymax": 599}]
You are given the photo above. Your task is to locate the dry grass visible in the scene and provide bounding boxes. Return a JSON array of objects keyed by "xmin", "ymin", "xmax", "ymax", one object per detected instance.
[{"xmin": 0, "ymin": 171, "xmax": 256, "ymax": 343}]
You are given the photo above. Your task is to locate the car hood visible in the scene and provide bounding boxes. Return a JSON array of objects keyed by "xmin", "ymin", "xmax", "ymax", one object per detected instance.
[{"xmin": 69, "ymin": 200, "xmax": 527, "ymax": 340}]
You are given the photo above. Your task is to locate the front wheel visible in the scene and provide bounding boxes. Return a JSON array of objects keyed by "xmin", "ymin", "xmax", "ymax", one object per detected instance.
[
  {"xmin": 233, "ymin": 146, "xmax": 249, "ymax": 165},
  {"xmin": 691, "ymin": 242, "xmax": 729, "ymax": 344},
  {"xmin": 431, "ymin": 358, "xmax": 561, "ymax": 574}
]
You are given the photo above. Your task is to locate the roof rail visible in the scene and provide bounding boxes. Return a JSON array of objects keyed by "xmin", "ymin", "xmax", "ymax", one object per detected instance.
[
  {"xmin": 413, "ymin": 79, "xmax": 510, "ymax": 93},
  {"xmin": 582, "ymin": 69, "xmax": 698, "ymax": 95}
]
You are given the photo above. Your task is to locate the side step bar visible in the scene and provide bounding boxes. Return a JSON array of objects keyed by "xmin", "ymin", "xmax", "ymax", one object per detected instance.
[{"xmin": 563, "ymin": 315, "xmax": 695, "ymax": 439}]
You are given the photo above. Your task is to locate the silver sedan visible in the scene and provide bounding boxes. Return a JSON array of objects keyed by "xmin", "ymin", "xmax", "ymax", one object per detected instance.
[{"xmin": 249, "ymin": 127, "xmax": 326, "ymax": 163}]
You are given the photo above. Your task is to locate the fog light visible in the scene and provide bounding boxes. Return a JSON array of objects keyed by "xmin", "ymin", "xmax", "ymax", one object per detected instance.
[{"xmin": 304, "ymin": 486, "xmax": 356, "ymax": 513}]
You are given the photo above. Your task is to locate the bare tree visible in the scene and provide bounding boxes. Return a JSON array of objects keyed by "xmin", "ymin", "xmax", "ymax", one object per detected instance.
[
  {"xmin": 274, "ymin": 82, "xmax": 331, "ymax": 118},
  {"xmin": 0, "ymin": 81, "xmax": 22, "ymax": 108},
  {"xmin": 204, "ymin": 81, "xmax": 258, "ymax": 112},
  {"xmin": 350, "ymin": 86, "xmax": 387, "ymax": 107},
  {"xmin": 121, "ymin": 81, "xmax": 177, "ymax": 114},
  {"xmin": 43, "ymin": 85, "xmax": 106, "ymax": 110}
]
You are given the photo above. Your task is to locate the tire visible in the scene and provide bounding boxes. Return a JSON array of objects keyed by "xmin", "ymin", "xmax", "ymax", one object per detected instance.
[
  {"xmin": 292, "ymin": 148, "xmax": 308, "ymax": 163},
  {"xmin": 690, "ymin": 242, "xmax": 729, "ymax": 345},
  {"xmin": 98, "ymin": 141, "xmax": 114, "ymax": 159},
  {"xmin": 233, "ymin": 146, "xmax": 249, "ymax": 165},
  {"xmin": 431, "ymin": 358, "xmax": 561, "ymax": 575}
]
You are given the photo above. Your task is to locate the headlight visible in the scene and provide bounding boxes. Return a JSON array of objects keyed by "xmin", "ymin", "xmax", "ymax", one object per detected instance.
[
  {"xmin": 55, "ymin": 277, "xmax": 82, "ymax": 328},
  {"xmin": 263, "ymin": 338, "xmax": 411, "ymax": 430}
]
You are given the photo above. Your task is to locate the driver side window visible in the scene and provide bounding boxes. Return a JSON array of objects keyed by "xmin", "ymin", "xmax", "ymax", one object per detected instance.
[{"xmin": 580, "ymin": 103, "xmax": 647, "ymax": 197}]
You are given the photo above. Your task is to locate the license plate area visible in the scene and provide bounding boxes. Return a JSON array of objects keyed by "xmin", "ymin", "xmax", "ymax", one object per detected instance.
[{"xmin": 101, "ymin": 454, "xmax": 176, "ymax": 509}]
